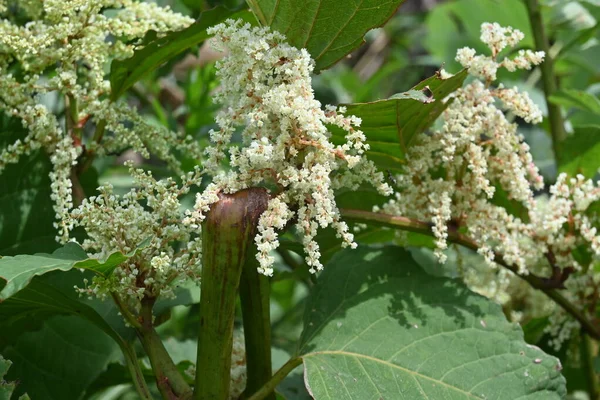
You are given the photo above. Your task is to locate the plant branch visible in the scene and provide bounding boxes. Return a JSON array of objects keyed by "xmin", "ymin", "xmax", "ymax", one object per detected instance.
[
  {"xmin": 247, "ymin": 357, "xmax": 303, "ymax": 400},
  {"xmin": 110, "ymin": 293, "xmax": 152, "ymax": 399},
  {"xmin": 138, "ymin": 297, "xmax": 192, "ymax": 400},
  {"xmin": 66, "ymin": 93, "xmax": 82, "ymax": 138},
  {"xmin": 524, "ymin": 0, "xmax": 566, "ymax": 160},
  {"xmin": 340, "ymin": 208, "xmax": 600, "ymax": 340},
  {"xmin": 119, "ymin": 339, "xmax": 154, "ymax": 400},
  {"xmin": 77, "ymin": 119, "xmax": 107, "ymax": 175},
  {"xmin": 111, "ymin": 292, "xmax": 142, "ymax": 330}
]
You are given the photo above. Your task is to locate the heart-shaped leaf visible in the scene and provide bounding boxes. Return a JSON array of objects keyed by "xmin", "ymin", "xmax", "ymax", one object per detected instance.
[{"xmin": 298, "ymin": 246, "xmax": 566, "ymax": 399}]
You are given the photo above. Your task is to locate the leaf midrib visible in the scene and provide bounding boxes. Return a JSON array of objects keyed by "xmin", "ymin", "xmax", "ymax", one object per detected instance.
[{"xmin": 303, "ymin": 350, "xmax": 485, "ymax": 399}]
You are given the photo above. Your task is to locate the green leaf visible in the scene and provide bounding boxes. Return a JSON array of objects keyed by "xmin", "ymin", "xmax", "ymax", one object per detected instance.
[
  {"xmin": 0, "ymin": 275, "xmax": 124, "ymax": 346},
  {"xmin": 109, "ymin": 8, "xmax": 251, "ymax": 100},
  {"xmin": 0, "ymin": 116, "xmax": 58, "ymax": 256},
  {"xmin": 247, "ymin": 0, "xmax": 405, "ymax": 71},
  {"xmin": 3, "ymin": 316, "xmax": 121, "ymax": 400},
  {"xmin": 0, "ymin": 240, "xmax": 150, "ymax": 300},
  {"xmin": 556, "ymin": 25, "xmax": 599, "ymax": 59},
  {"xmin": 298, "ymin": 246, "xmax": 566, "ymax": 399},
  {"xmin": 0, "ymin": 355, "xmax": 18, "ymax": 400},
  {"xmin": 331, "ymin": 70, "xmax": 468, "ymax": 172},
  {"xmin": 550, "ymin": 89, "xmax": 600, "ymax": 115},
  {"xmin": 557, "ymin": 125, "xmax": 600, "ymax": 178}
]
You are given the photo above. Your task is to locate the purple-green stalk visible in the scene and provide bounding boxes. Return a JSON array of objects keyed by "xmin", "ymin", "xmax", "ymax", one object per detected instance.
[{"xmin": 194, "ymin": 188, "xmax": 269, "ymax": 400}]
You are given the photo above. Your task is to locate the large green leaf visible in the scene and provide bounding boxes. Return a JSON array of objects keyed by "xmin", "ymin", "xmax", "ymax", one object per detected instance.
[
  {"xmin": 550, "ymin": 89, "xmax": 600, "ymax": 115},
  {"xmin": 0, "ymin": 117, "xmax": 58, "ymax": 256},
  {"xmin": 247, "ymin": 0, "xmax": 405, "ymax": 71},
  {"xmin": 557, "ymin": 125, "xmax": 600, "ymax": 178},
  {"xmin": 298, "ymin": 246, "xmax": 566, "ymax": 399},
  {"xmin": 0, "ymin": 275, "xmax": 125, "ymax": 346},
  {"xmin": 331, "ymin": 70, "xmax": 468, "ymax": 172},
  {"xmin": 109, "ymin": 8, "xmax": 251, "ymax": 100},
  {"xmin": 3, "ymin": 316, "xmax": 121, "ymax": 400},
  {"xmin": 0, "ymin": 240, "xmax": 150, "ymax": 300}
]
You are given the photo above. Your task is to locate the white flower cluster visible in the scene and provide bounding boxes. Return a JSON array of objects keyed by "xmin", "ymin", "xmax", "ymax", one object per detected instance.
[
  {"xmin": 456, "ymin": 22, "xmax": 545, "ymax": 82},
  {"xmin": 0, "ymin": 0, "xmax": 202, "ymax": 241},
  {"xmin": 381, "ymin": 22, "xmax": 547, "ymax": 270},
  {"xmin": 380, "ymin": 23, "xmax": 600, "ymax": 342},
  {"xmin": 71, "ymin": 162, "xmax": 203, "ymax": 311},
  {"xmin": 184, "ymin": 20, "xmax": 392, "ymax": 276}
]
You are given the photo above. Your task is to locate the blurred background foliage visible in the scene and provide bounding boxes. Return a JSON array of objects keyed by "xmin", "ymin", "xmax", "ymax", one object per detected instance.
[{"xmin": 1, "ymin": 0, "xmax": 600, "ymax": 399}]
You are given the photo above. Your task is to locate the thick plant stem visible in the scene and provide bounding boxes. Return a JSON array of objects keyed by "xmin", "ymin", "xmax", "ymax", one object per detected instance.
[
  {"xmin": 340, "ymin": 208, "xmax": 600, "ymax": 340},
  {"xmin": 247, "ymin": 357, "xmax": 303, "ymax": 400},
  {"xmin": 581, "ymin": 332, "xmax": 600, "ymax": 400},
  {"xmin": 195, "ymin": 188, "xmax": 270, "ymax": 400},
  {"xmin": 239, "ymin": 246, "xmax": 275, "ymax": 400},
  {"xmin": 524, "ymin": 0, "xmax": 566, "ymax": 159},
  {"xmin": 138, "ymin": 298, "xmax": 192, "ymax": 400}
]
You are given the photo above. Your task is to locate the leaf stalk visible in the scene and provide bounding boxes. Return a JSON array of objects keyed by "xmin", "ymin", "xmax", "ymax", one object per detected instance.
[{"xmin": 247, "ymin": 357, "xmax": 303, "ymax": 400}]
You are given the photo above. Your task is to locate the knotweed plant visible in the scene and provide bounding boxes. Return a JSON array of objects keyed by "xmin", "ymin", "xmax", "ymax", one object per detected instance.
[
  {"xmin": 379, "ymin": 22, "xmax": 600, "ymax": 350},
  {"xmin": 0, "ymin": 1, "xmax": 598, "ymax": 400},
  {"xmin": 0, "ymin": 0, "xmax": 202, "ymax": 241}
]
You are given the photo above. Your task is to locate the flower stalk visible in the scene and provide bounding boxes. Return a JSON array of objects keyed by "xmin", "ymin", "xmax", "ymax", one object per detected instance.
[
  {"xmin": 119, "ymin": 340, "xmax": 153, "ymax": 400},
  {"xmin": 194, "ymin": 188, "xmax": 270, "ymax": 400},
  {"xmin": 138, "ymin": 297, "xmax": 192, "ymax": 400}
]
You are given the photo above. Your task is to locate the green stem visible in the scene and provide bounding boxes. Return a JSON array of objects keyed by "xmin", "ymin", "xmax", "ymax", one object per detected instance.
[
  {"xmin": 582, "ymin": 332, "xmax": 600, "ymax": 400},
  {"xmin": 138, "ymin": 298, "xmax": 192, "ymax": 400},
  {"xmin": 111, "ymin": 292, "xmax": 142, "ymax": 330},
  {"xmin": 66, "ymin": 93, "xmax": 82, "ymax": 138},
  {"xmin": 110, "ymin": 293, "xmax": 153, "ymax": 399},
  {"xmin": 195, "ymin": 188, "xmax": 270, "ymax": 400},
  {"xmin": 239, "ymin": 245, "xmax": 275, "ymax": 400},
  {"xmin": 524, "ymin": 0, "xmax": 566, "ymax": 160},
  {"xmin": 78, "ymin": 119, "xmax": 107, "ymax": 174},
  {"xmin": 120, "ymin": 340, "xmax": 154, "ymax": 400},
  {"xmin": 247, "ymin": 357, "xmax": 303, "ymax": 400},
  {"xmin": 340, "ymin": 208, "xmax": 600, "ymax": 340}
]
